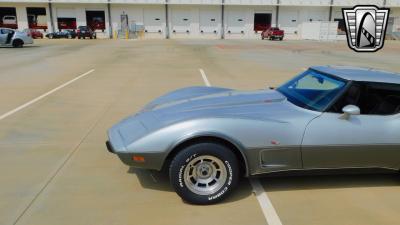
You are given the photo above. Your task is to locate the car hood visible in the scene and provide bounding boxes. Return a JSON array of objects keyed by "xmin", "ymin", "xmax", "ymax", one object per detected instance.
[
  {"xmin": 110, "ymin": 86, "xmax": 317, "ymax": 147},
  {"xmin": 137, "ymin": 86, "xmax": 309, "ymax": 129}
]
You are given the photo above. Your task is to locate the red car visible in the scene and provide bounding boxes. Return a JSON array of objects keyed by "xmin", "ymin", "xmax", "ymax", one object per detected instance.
[
  {"xmin": 261, "ymin": 27, "xmax": 284, "ymax": 40},
  {"xmin": 24, "ymin": 29, "xmax": 43, "ymax": 39}
]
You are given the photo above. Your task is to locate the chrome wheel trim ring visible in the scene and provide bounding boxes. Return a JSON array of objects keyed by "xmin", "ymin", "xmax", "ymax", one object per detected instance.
[{"xmin": 183, "ymin": 155, "xmax": 227, "ymax": 196}]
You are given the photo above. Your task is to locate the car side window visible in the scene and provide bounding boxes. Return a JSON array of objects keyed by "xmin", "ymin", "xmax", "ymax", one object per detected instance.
[
  {"xmin": 329, "ymin": 82, "xmax": 400, "ymax": 115},
  {"xmin": 3, "ymin": 29, "xmax": 13, "ymax": 34}
]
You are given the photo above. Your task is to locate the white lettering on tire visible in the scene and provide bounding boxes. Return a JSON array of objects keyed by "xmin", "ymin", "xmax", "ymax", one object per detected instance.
[
  {"xmin": 179, "ymin": 154, "xmax": 197, "ymax": 188},
  {"xmin": 207, "ymin": 160, "xmax": 233, "ymax": 201},
  {"xmin": 178, "ymin": 165, "xmax": 185, "ymax": 188}
]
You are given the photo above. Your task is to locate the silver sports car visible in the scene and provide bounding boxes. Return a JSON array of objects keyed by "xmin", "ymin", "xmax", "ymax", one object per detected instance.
[{"xmin": 107, "ymin": 66, "xmax": 400, "ymax": 204}]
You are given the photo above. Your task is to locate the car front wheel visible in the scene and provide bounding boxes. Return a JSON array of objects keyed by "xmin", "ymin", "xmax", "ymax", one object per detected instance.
[{"xmin": 169, "ymin": 142, "xmax": 239, "ymax": 205}]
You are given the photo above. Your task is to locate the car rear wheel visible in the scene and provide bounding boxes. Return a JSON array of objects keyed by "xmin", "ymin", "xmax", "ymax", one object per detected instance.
[
  {"xmin": 169, "ymin": 142, "xmax": 239, "ymax": 205},
  {"xmin": 12, "ymin": 39, "xmax": 23, "ymax": 48}
]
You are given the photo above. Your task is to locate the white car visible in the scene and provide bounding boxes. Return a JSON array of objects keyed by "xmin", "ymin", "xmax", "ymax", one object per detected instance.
[{"xmin": 0, "ymin": 28, "xmax": 33, "ymax": 48}]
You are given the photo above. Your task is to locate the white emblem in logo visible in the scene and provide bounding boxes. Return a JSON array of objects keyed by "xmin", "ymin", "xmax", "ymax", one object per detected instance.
[{"xmin": 342, "ymin": 5, "xmax": 390, "ymax": 52}]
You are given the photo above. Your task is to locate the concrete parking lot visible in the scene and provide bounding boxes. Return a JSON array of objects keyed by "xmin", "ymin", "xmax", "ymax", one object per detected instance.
[{"xmin": 1, "ymin": 39, "xmax": 400, "ymax": 225}]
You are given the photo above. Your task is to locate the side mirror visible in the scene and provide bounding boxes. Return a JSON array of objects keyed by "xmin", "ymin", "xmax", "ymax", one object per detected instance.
[{"xmin": 339, "ymin": 105, "xmax": 360, "ymax": 120}]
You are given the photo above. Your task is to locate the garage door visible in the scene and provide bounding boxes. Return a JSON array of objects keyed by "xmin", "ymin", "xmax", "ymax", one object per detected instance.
[
  {"xmin": 171, "ymin": 9, "xmax": 191, "ymax": 33},
  {"xmin": 227, "ymin": 10, "xmax": 245, "ymax": 34},
  {"xmin": 56, "ymin": 8, "xmax": 75, "ymax": 18},
  {"xmin": 144, "ymin": 8, "xmax": 163, "ymax": 33},
  {"xmin": 279, "ymin": 9, "xmax": 299, "ymax": 34},
  {"xmin": 199, "ymin": 9, "xmax": 219, "ymax": 34}
]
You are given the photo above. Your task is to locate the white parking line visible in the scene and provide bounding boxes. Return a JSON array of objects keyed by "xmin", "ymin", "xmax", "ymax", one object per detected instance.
[
  {"xmin": 199, "ymin": 68, "xmax": 211, "ymax": 87},
  {"xmin": 198, "ymin": 68, "xmax": 283, "ymax": 225},
  {"xmin": 250, "ymin": 179, "xmax": 283, "ymax": 225},
  {"xmin": 0, "ymin": 69, "xmax": 95, "ymax": 121}
]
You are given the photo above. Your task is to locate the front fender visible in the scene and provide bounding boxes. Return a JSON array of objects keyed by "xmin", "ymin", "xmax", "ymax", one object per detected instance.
[
  {"xmin": 125, "ymin": 117, "xmax": 301, "ymax": 173},
  {"xmin": 167, "ymin": 131, "xmax": 250, "ymax": 176}
]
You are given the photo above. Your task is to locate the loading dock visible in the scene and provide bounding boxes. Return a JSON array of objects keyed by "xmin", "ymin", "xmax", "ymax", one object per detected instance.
[
  {"xmin": 86, "ymin": 10, "xmax": 105, "ymax": 32},
  {"xmin": 143, "ymin": 7, "xmax": 165, "ymax": 38},
  {"xmin": 171, "ymin": 7, "xmax": 192, "ymax": 37},
  {"xmin": 27, "ymin": 7, "xmax": 47, "ymax": 30},
  {"xmin": 199, "ymin": 7, "xmax": 220, "ymax": 37},
  {"xmin": 0, "ymin": 7, "xmax": 17, "ymax": 29},
  {"xmin": 0, "ymin": 1, "xmax": 397, "ymax": 40},
  {"xmin": 226, "ymin": 9, "xmax": 246, "ymax": 36},
  {"xmin": 56, "ymin": 8, "xmax": 77, "ymax": 30},
  {"xmin": 254, "ymin": 12, "xmax": 272, "ymax": 32}
]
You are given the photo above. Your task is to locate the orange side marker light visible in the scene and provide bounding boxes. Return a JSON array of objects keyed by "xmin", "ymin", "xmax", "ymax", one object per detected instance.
[{"xmin": 133, "ymin": 156, "xmax": 145, "ymax": 162}]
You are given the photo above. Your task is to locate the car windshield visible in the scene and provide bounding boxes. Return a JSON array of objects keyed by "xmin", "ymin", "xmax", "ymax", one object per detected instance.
[{"xmin": 277, "ymin": 70, "xmax": 347, "ymax": 111}]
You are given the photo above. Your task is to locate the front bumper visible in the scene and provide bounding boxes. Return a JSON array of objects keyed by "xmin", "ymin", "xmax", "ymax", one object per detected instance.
[
  {"xmin": 106, "ymin": 140, "xmax": 115, "ymax": 153},
  {"xmin": 105, "ymin": 140, "xmax": 166, "ymax": 171}
]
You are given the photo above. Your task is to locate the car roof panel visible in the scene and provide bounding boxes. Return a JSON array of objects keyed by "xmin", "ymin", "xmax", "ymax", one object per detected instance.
[{"xmin": 311, "ymin": 65, "xmax": 400, "ymax": 84}]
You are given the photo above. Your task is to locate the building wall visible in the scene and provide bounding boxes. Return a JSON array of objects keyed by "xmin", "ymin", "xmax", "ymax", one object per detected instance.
[
  {"xmin": 1, "ymin": 0, "xmax": 400, "ymax": 39},
  {"xmin": 224, "ymin": 5, "xmax": 276, "ymax": 39},
  {"xmin": 0, "ymin": 2, "xmax": 51, "ymax": 31},
  {"xmin": 279, "ymin": 6, "xmax": 329, "ymax": 36},
  {"xmin": 110, "ymin": 4, "xmax": 165, "ymax": 39},
  {"xmin": 389, "ymin": 8, "xmax": 400, "ymax": 33},
  {"xmin": 51, "ymin": 3, "xmax": 110, "ymax": 38},
  {"xmin": 169, "ymin": 5, "xmax": 222, "ymax": 39}
]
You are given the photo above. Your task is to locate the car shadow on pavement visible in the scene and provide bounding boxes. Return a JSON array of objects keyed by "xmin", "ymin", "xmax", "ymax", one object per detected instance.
[
  {"xmin": 258, "ymin": 172, "xmax": 400, "ymax": 192},
  {"xmin": 0, "ymin": 46, "xmax": 40, "ymax": 49},
  {"xmin": 128, "ymin": 167, "xmax": 254, "ymax": 203}
]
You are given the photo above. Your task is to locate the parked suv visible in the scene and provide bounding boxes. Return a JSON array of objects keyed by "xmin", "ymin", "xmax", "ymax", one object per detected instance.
[{"xmin": 77, "ymin": 26, "xmax": 96, "ymax": 39}]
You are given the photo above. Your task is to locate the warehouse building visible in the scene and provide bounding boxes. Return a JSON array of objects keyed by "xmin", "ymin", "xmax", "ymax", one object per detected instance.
[{"xmin": 0, "ymin": 0, "xmax": 399, "ymax": 39}]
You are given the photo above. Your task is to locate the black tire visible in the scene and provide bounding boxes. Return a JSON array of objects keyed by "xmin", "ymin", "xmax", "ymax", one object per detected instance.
[
  {"xmin": 262, "ymin": 36, "xmax": 265, "ymax": 40},
  {"xmin": 12, "ymin": 39, "xmax": 23, "ymax": 48},
  {"xmin": 169, "ymin": 142, "xmax": 239, "ymax": 205},
  {"xmin": 279, "ymin": 37, "xmax": 283, "ymax": 41}
]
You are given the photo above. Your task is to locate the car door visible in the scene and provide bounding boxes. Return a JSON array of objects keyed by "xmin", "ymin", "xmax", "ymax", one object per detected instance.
[
  {"xmin": 0, "ymin": 29, "xmax": 7, "ymax": 44},
  {"xmin": 302, "ymin": 113, "xmax": 400, "ymax": 169},
  {"xmin": 302, "ymin": 83, "xmax": 400, "ymax": 169}
]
